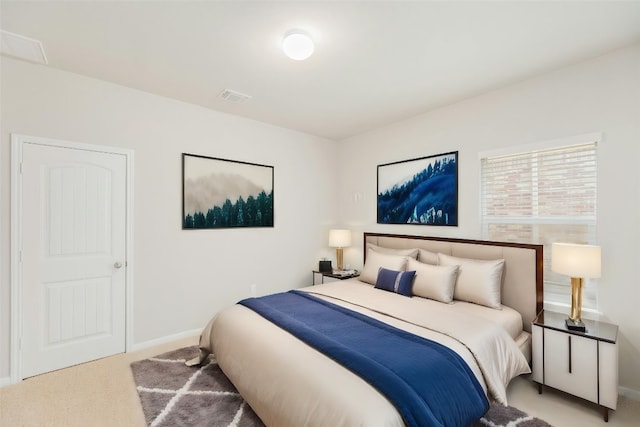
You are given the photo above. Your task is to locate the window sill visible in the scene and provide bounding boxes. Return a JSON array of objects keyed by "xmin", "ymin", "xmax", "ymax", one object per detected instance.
[{"xmin": 543, "ymin": 300, "xmax": 602, "ymax": 320}]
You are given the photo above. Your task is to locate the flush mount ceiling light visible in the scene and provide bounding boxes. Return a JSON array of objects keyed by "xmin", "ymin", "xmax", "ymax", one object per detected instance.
[{"xmin": 282, "ymin": 29, "xmax": 314, "ymax": 61}]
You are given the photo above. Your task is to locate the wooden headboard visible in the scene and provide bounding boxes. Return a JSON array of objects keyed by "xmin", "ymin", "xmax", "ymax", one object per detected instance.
[{"xmin": 364, "ymin": 232, "xmax": 543, "ymax": 333}]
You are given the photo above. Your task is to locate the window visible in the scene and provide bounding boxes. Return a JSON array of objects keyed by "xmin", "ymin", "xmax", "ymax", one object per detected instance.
[{"xmin": 480, "ymin": 138, "xmax": 598, "ymax": 310}]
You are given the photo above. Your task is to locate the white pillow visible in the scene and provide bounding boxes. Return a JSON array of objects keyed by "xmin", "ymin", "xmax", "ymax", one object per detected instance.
[
  {"xmin": 367, "ymin": 243, "xmax": 419, "ymax": 260},
  {"xmin": 408, "ymin": 258, "xmax": 458, "ymax": 303},
  {"xmin": 417, "ymin": 248, "xmax": 438, "ymax": 265},
  {"xmin": 438, "ymin": 253, "xmax": 505, "ymax": 309},
  {"xmin": 359, "ymin": 250, "xmax": 409, "ymax": 285}
]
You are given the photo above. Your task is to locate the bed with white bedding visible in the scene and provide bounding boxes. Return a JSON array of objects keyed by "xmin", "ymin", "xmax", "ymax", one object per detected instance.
[{"xmin": 193, "ymin": 233, "xmax": 543, "ymax": 427}]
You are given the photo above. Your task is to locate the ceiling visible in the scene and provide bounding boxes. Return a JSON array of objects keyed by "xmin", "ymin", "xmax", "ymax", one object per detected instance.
[{"xmin": 2, "ymin": 1, "xmax": 640, "ymax": 140}]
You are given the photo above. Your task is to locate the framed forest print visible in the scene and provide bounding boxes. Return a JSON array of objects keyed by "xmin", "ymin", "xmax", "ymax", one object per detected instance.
[
  {"xmin": 377, "ymin": 151, "xmax": 458, "ymax": 226},
  {"xmin": 182, "ymin": 153, "xmax": 274, "ymax": 229}
]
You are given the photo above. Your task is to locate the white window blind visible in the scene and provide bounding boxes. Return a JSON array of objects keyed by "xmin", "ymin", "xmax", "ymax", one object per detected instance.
[{"xmin": 480, "ymin": 141, "xmax": 598, "ymax": 309}]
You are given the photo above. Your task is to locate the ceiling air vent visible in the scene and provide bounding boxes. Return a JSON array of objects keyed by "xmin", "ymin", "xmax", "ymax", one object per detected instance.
[
  {"xmin": 218, "ymin": 89, "xmax": 252, "ymax": 103},
  {"xmin": 0, "ymin": 30, "xmax": 48, "ymax": 64}
]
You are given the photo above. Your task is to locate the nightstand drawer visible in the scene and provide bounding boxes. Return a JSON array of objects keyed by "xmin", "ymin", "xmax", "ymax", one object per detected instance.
[{"xmin": 544, "ymin": 328, "xmax": 598, "ymax": 403}]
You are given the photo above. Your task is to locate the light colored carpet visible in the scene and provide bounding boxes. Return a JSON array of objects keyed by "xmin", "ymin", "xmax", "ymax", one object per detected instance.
[{"xmin": 0, "ymin": 335, "xmax": 198, "ymax": 427}]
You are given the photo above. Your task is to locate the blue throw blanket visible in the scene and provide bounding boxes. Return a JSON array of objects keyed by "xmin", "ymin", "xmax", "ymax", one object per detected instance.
[{"xmin": 239, "ymin": 290, "xmax": 489, "ymax": 427}]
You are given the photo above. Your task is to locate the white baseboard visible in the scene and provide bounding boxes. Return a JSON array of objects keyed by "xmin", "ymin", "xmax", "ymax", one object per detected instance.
[
  {"xmin": 130, "ymin": 328, "xmax": 201, "ymax": 353},
  {"xmin": 0, "ymin": 376, "xmax": 11, "ymax": 388},
  {"xmin": 620, "ymin": 385, "xmax": 640, "ymax": 401}
]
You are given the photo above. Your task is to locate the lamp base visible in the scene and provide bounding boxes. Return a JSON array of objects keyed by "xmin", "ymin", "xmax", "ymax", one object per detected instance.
[
  {"xmin": 566, "ymin": 318, "xmax": 586, "ymax": 332},
  {"xmin": 335, "ymin": 247, "xmax": 344, "ymax": 271}
]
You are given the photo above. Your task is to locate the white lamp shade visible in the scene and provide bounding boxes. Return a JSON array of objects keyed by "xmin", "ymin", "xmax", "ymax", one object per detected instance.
[
  {"xmin": 551, "ymin": 242, "xmax": 601, "ymax": 278},
  {"xmin": 282, "ymin": 30, "xmax": 314, "ymax": 60},
  {"xmin": 329, "ymin": 229, "xmax": 351, "ymax": 248}
]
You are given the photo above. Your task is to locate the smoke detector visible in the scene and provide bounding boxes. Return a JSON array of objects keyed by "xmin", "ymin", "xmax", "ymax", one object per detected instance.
[
  {"xmin": 218, "ymin": 89, "xmax": 252, "ymax": 103},
  {"xmin": 0, "ymin": 30, "xmax": 48, "ymax": 64}
]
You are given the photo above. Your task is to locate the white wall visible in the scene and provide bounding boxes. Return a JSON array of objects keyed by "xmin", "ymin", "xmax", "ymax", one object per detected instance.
[
  {"xmin": 0, "ymin": 58, "xmax": 339, "ymax": 379},
  {"xmin": 337, "ymin": 44, "xmax": 640, "ymax": 394}
]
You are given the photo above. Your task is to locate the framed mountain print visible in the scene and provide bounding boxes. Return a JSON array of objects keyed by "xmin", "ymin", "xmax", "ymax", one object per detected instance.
[
  {"xmin": 377, "ymin": 151, "xmax": 458, "ymax": 226},
  {"xmin": 182, "ymin": 153, "xmax": 274, "ymax": 229}
]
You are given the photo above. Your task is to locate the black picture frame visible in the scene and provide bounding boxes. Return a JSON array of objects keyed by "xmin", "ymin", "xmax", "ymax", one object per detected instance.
[
  {"xmin": 377, "ymin": 151, "xmax": 458, "ymax": 226},
  {"xmin": 182, "ymin": 153, "xmax": 274, "ymax": 229}
]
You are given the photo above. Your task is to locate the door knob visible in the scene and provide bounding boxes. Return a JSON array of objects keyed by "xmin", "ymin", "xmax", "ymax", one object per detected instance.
[{"xmin": 114, "ymin": 261, "xmax": 123, "ymax": 269}]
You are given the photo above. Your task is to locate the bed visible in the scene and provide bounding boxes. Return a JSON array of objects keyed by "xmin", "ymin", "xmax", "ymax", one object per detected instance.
[{"xmin": 193, "ymin": 232, "xmax": 543, "ymax": 427}]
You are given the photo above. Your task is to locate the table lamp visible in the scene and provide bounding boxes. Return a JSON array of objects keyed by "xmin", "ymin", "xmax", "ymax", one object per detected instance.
[
  {"xmin": 551, "ymin": 242, "xmax": 601, "ymax": 332},
  {"xmin": 329, "ymin": 229, "xmax": 351, "ymax": 271}
]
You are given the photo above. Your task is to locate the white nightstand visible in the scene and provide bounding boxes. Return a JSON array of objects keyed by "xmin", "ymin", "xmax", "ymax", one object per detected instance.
[
  {"xmin": 532, "ymin": 310, "xmax": 618, "ymax": 421},
  {"xmin": 312, "ymin": 270, "xmax": 359, "ymax": 285}
]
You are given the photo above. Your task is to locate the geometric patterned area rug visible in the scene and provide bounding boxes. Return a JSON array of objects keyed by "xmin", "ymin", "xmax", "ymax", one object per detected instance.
[
  {"xmin": 130, "ymin": 346, "xmax": 263, "ymax": 427},
  {"xmin": 473, "ymin": 404, "xmax": 554, "ymax": 427},
  {"xmin": 131, "ymin": 346, "xmax": 553, "ymax": 427}
]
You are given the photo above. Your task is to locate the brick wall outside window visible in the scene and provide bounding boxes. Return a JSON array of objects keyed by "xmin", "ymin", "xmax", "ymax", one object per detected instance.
[{"xmin": 481, "ymin": 142, "xmax": 598, "ymax": 309}]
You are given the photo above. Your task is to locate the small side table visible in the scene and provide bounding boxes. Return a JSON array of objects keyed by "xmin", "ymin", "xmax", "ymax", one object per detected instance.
[
  {"xmin": 531, "ymin": 309, "xmax": 618, "ymax": 421},
  {"xmin": 312, "ymin": 270, "xmax": 359, "ymax": 285}
]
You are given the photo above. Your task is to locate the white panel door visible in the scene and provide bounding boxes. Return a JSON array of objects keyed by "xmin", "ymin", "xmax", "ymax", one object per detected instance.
[{"xmin": 20, "ymin": 142, "xmax": 127, "ymax": 378}]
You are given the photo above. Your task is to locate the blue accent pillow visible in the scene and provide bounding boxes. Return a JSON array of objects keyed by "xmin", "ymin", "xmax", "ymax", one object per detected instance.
[{"xmin": 374, "ymin": 268, "xmax": 416, "ymax": 297}]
